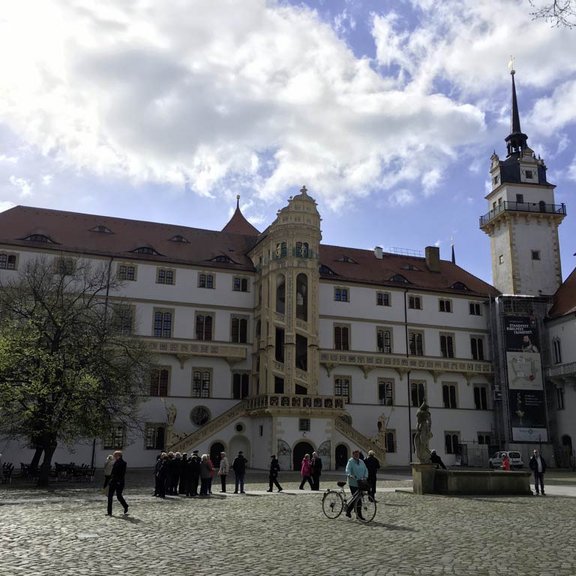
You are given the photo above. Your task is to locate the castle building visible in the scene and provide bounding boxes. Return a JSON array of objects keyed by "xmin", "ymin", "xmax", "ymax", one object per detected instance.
[{"xmin": 1, "ymin": 71, "xmax": 575, "ymax": 470}]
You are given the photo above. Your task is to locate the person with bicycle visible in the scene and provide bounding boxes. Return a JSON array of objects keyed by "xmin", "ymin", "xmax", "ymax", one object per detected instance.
[{"xmin": 345, "ymin": 449, "xmax": 368, "ymax": 519}]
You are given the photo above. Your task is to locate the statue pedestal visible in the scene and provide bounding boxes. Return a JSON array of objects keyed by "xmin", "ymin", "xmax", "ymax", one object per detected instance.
[{"xmin": 411, "ymin": 463, "xmax": 436, "ymax": 494}]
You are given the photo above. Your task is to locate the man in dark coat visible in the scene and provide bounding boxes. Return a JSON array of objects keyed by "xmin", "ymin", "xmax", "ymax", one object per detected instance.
[
  {"xmin": 107, "ymin": 450, "xmax": 129, "ymax": 516},
  {"xmin": 311, "ymin": 451, "xmax": 323, "ymax": 491},
  {"xmin": 529, "ymin": 449, "xmax": 547, "ymax": 495},
  {"xmin": 232, "ymin": 451, "xmax": 248, "ymax": 494},
  {"xmin": 430, "ymin": 449, "xmax": 447, "ymax": 470},
  {"xmin": 267, "ymin": 455, "xmax": 283, "ymax": 492},
  {"xmin": 364, "ymin": 450, "xmax": 381, "ymax": 499},
  {"xmin": 188, "ymin": 450, "xmax": 201, "ymax": 497}
]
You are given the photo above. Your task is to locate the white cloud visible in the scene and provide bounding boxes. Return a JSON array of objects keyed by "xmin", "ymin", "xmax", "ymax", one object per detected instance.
[{"xmin": 8, "ymin": 175, "xmax": 33, "ymax": 198}]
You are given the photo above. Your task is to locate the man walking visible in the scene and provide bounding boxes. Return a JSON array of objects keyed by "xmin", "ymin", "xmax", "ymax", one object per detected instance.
[
  {"xmin": 107, "ymin": 450, "xmax": 129, "ymax": 516},
  {"xmin": 267, "ymin": 454, "xmax": 283, "ymax": 492},
  {"xmin": 364, "ymin": 450, "xmax": 381, "ymax": 499},
  {"xmin": 232, "ymin": 450, "xmax": 248, "ymax": 494},
  {"xmin": 529, "ymin": 449, "xmax": 547, "ymax": 496},
  {"xmin": 311, "ymin": 451, "xmax": 323, "ymax": 491}
]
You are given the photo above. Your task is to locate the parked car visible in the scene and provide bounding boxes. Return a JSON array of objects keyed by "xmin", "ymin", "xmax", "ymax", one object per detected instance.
[{"xmin": 489, "ymin": 450, "xmax": 524, "ymax": 469}]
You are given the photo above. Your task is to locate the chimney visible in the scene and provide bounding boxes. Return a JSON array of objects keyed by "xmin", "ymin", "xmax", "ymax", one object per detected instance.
[
  {"xmin": 425, "ymin": 246, "xmax": 440, "ymax": 272},
  {"xmin": 374, "ymin": 246, "xmax": 383, "ymax": 259}
]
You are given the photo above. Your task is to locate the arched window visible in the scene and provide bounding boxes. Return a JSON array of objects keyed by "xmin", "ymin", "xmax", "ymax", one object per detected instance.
[
  {"xmin": 276, "ymin": 274, "xmax": 285, "ymax": 314},
  {"xmin": 296, "ymin": 273, "xmax": 308, "ymax": 321}
]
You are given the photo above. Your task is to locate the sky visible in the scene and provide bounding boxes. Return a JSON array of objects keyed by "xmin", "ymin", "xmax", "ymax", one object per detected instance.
[{"xmin": 1, "ymin": 0, "xmax": 575, "ymax": 285}]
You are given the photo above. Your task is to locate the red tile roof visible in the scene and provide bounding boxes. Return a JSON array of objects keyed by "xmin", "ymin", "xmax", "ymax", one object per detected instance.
[
  {"xmin": 549, "ymin": 266, "xmax": 576, "ymax": 318},
  {"xmin": 0, "ymin": 205, "xmax": 499, "ymax": 296}
]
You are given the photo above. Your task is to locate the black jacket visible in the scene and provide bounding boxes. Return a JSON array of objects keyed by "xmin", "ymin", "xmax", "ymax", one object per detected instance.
[
  {"xmin": 529, "ymin": 455, "xmax": 547, "ymax": 474},
  {"xmin": 110, "ymin": 457, "xmax": 127, "ymax": 485}
]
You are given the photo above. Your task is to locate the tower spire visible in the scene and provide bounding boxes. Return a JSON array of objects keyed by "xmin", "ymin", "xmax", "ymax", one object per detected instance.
[{"xmin": 505, "ymin": 59, "xmax": 528, "ymax": 157}]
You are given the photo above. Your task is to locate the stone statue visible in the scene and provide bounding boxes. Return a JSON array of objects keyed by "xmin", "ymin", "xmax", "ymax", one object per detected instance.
[
  {"xmin": 414, "ymin": 402, "xmax": 432, "ymax": 464},
  {"xmin": 166, "ymin": 403, "xmax": 177, "ymax": 427}
]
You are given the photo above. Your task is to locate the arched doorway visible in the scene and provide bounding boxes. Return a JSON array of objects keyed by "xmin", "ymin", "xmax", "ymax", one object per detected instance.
[
  {"xmin": 210, "ymin": 442, "xmax": 225, "ymax": 468},
  {"xmin": 335, "ymin": 444, "xmax": 349, "ymax": 470},
  {"xmin": 293, "ymin": 441, "xmax": 314, "ymax": 471}
]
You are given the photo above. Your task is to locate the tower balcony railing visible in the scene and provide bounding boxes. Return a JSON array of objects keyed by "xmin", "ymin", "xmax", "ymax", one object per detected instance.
[
  {"xmin": 244, "ymin": 394, "xmax": 346, "ymax": 413},
  {"xmin": 480, "ymin": 201, "xmax": 566, "ymax": 227}
]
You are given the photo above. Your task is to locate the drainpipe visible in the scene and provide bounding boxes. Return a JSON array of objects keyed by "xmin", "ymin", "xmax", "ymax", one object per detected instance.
[{"xmin": 404, "ymin": 289, "xmax": 412, "ymax": 465}]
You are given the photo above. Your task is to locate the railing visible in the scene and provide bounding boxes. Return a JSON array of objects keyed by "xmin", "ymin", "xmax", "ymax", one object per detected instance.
[
  {"xmin": 145, "ymin": 338, "xmax": 247, "ymax": 361},
  {"xmin": 320, "ymin": 350, "xmax": 493, "ymax": 376},
  {"xmin": 334, "ymin": 418, "xmax": 386, "ymax": 463},
  {"xmin": 168, "ymin": 401, "xmax": 248, "ymax": 453},
  {"xmin": 545, "ymin": 361, "xmax": 576, "ymax": 381},
  {"xmin": 480, "ymin": 201, "xmax": 566, "ymax": 227},
  {"xmin": 244, "ymin": 394, "xmax": 346, "ymax": 412}
]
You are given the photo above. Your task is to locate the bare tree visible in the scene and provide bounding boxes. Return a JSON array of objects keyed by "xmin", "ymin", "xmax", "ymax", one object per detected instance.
[
  {"xmin": 0, "ymin": 256, "xmax": 154, "ymax": 486},
  {"xmin": 529, "ymin": 0, "xmax": 576, "ymax": 27}
]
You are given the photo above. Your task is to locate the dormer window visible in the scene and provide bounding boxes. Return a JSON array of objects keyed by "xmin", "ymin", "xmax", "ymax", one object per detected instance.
[
  {"xmin": 335, "ymin": 255, "xmax": 357, "ymax": 264},
  {"xmin": 210, "ymin": 255, "xmax": 235, "ymax": 263},
  {"xmin": 132, "ymin": 246, "xmax": 161, "ymax": 256},
  {"xmin": 23, "ymin": 234, "xmax": 56, "ymax": 244},
  {"xmin": 90, "ymin": 225, "xmax": 113, "ymax": 234},
  {"xmin": 319, "ymin": 264, "xmax": 337, "ymax": 276},
  {"xmin": 401, "ymin": 264, "xmax": 420, "ymax": 272},
  {"xmin": 170, "ymin": 234, "xmax": 190, "ymax": 243},
  {"xmin": 389, "ymin": 274, "xmax": 409, "ymax": 284},
  {"xmin": 451, "ymin": 281, "xmax": 469, "ymax": 291}
]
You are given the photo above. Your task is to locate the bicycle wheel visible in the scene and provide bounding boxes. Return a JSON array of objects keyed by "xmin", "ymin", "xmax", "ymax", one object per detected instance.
[
  {"xmin": 357, "ymin": 494, "xmax": 377, "ymax": 523},
  {"xmin": 322, "ymin": 490, "xmax": 344, "ymax": 519}
]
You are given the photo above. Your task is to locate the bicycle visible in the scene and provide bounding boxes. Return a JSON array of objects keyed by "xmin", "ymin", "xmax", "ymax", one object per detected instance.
[{"xmin": 322, "ymin": 479, "xmax": 377, "ymax": 523}]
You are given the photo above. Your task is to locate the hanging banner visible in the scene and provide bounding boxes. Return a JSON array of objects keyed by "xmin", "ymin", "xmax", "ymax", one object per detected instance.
[{"xmin": 504, "ymin": 316, "xmax": 548, "ymax": 442}]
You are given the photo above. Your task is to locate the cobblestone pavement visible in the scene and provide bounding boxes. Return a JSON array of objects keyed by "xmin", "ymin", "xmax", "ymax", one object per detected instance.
[{"xmin": 2, "ymin": 471, "xmax": 576, "ymax": 576}]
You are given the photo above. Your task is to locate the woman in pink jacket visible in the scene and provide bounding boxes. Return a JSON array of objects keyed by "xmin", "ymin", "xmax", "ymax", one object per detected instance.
[{"xmin": 299, "ymin": 453, "xmax": 314, "ymax": 490}]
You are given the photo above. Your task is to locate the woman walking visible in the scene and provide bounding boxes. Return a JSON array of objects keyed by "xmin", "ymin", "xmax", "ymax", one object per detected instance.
[{"xmin": 299, "ymin": 453, "xmax": 313, "ymax": 490}]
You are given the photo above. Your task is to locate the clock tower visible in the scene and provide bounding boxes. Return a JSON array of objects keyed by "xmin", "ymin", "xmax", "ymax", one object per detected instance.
[{"xmin": 480, "ymin": 67, "xmax": 566, "ymax": 296}]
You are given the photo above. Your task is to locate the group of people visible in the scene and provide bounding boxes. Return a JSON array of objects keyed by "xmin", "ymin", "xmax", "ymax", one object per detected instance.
[
  {"xmin": 151, "ymin": 450, "xmax": 248, "ymax": 497},
  {"xmin": 298, "ymin": 452, "xmax": 323, "ymax": 490}
]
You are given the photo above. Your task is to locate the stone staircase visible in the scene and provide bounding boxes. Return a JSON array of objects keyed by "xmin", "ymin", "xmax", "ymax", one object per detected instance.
[
  {"xmin": 334, "ymin": 417, "xmax": 387, "ymax": 464},
  {"xmin": 168, "ymin": 401, "xmax": 247, "ymax": 453}
]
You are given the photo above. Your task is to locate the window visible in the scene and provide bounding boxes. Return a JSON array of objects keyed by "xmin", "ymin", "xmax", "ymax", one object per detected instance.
[
  {"xmin": 233, "ymin": 276, "xmax": 249, "ymax": 292},
  {"xmin": 477, "ymin": 433, "xmax": 491, "ymax": 445},
  {"xmin": 556, "ymin": 387, "xmax": 565, "ymax": 410},
  {"xmin": 473, "ymin": 385, "xmax": 488, "ymax": 410},
  {"xmin": 192, "ymin": 369, "xmax": 212, "ymax": 398},
  {"xmin": 469, "ymin": 302, "xmax": 482, "ymax": 316},
  {"xmin": 471, "ymin": 336, "xmax": 485, "ymax": 361},
  {"xmin": 198, "ymin": 273, "xmax": 215, "ymax": 289},
  {"xmin": 231, "ymin": 316, "xmax": 248, "ymax": 343},
  {"xmin": 275, "ymin": 242, "xmax": 287, "ymax": 258},
  {"xmin": 150, "ymin": 367, "xmax": 170, "ymax": 397},
  {"xmin": 334, "ymin": 287, "xmax": 349, "ymax": 302},
  {"xmin": 334, "ymin": 376, "xmax": 351, "ymax": 403},
  {"xmin": 275, "ymin": 327, "xmax": 285, "ymax": 363},
  {"xmin": 299, "ymin": 418, "xmax": 310, "ymax": 432},
  {"xmin": 156, "ymin": 268, "xmax": 175, "ymax": 285},
  {"xmin": 334, "ymin": 324, "xmax": 350, "ymax": 351},
  {"xmin": 276, "ymin": 274, "xmax": 285, "ymax": 314},
  {"xmin": 153, "ymin": 309, "xmax": 173, "ymax": 338},
  {"xmin": 516, "ymin": 193, "xmax": 524, "ymax": 203},
  {"xmin": 112, "ymin": 304, "xmax": 134, "ymax": 336},
  {"xmin": 377, "ymin": 327, "xmax": 392, "ymax": 354},
  {"xmin": 232, "ymin": 373, "xmax": 250, "ymax": 399},
  {"xmin": 378, "ymin": 379, "xmax": 394, "ymax": 406},
  {"xmin": 274, "ymin": 376, "xmax": 285, "ymax": 394},
  {"xmin": 408, "ymin": 295, "xmax": 422, "ymax": 310},
  {"xmin": 376, "ymin": 292, "xmax": 391, "ymax": 307},
  {"xmin": 499, "ymin": 255, "xmax": 504, "ymax": 265},
  {"xmin": 103, "ymin": 425, "xmax": 125, "ymax": 449},
  {"xmin": 445, "ymin": 432, "xmax": 460, "ymax": 455},
  {"xmin": 385, "ymin": 430, "xmax": 396, "ymax": 453},
  {"xmin": 196, "ymin": 313, "xmax": 214, "ymax": 341},
  {"xmin": 0, "ymin": 253, "xmax": 17, "ymax": 270},
  {"xmin": 295, "ymin": 242, "xmax": 309, "ymax": 257},
  {"xmin": 295, "ymin": 334, "xmax": 308, "ymax": 371},
  {"xmin": 525, "ymin": 170, "xmax": 533, "ymax": 179},
  {"xmin": 145, "ymin": 424, "xmax": 166, "ymax": 450},
  {"xmin": 440, "ymin": 333, "xmax": 455, "ymax": 358},
  {"xmin": 117, "ymin": 263, "xmax": 136, "ymax": 281},
  {"xmin": 410, "ymin": 381, "xmax": 426, "ymax": 407},
  {"xmin": 408, "ymin": 331, "xmax": 424, "ymax": 356},
  {"xmin": 296, "ymin": 273, "xmax": 308, "ymax": 321},
  {"xmin": 132, "ymin": 246, "xmax": 159, "ymax": 255},
  {"xmin": 442, "ymin": 383, "xmax": 458, "ymax": 409},
  {"xmin": 54, "ymin": 257, "xmax": 75, "ymax": 276},
  {"xmin": 553, "ymin": 338, "xmax": 562, "ymax": 364},
  {"xmin": 439, "ymin": 299, "xmax": 452, "ymax": 313},
  {"xmin": 531, "ymin": 250, "xmax": 541, "ymax": 261}
]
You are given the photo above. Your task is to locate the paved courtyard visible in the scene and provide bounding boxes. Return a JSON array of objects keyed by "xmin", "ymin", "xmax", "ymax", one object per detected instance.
[{"xmin": 2, "ymin": 470, "xmax": 576, "ymax": 576}]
